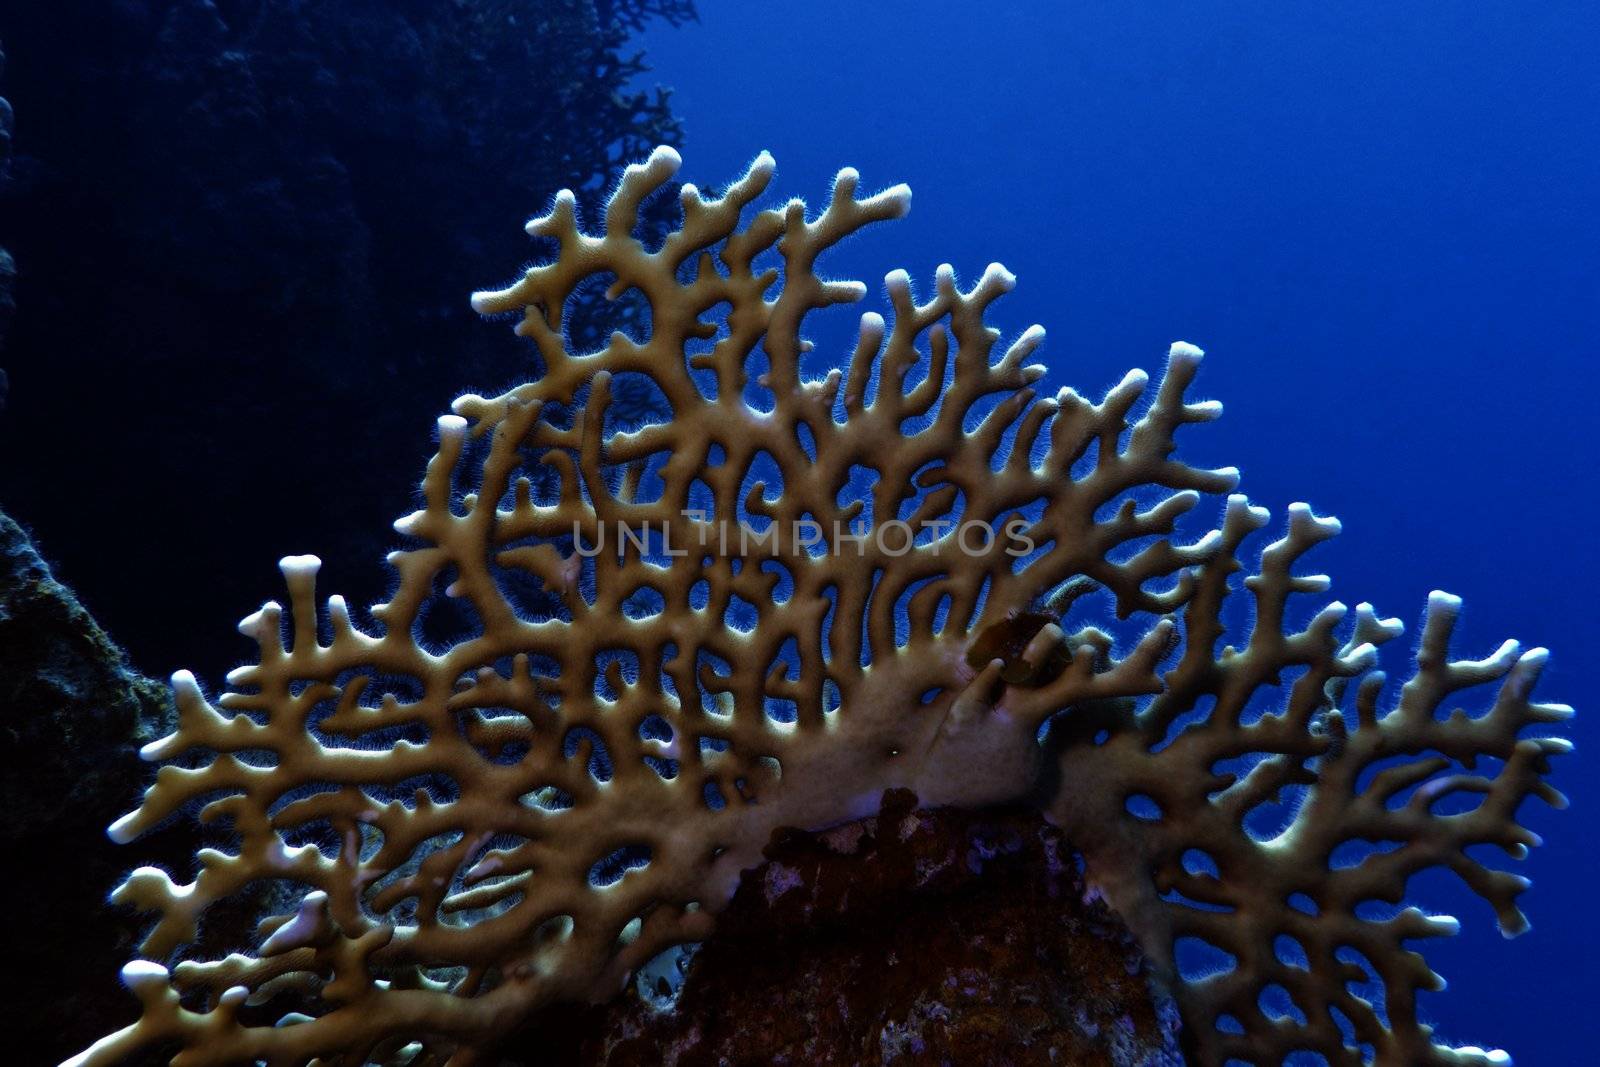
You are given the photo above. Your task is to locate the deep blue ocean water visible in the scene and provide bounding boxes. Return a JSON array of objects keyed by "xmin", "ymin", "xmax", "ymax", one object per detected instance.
[{"xmin": 639, "ymin": 2, "xmax": 1597, "ymax": 1060}]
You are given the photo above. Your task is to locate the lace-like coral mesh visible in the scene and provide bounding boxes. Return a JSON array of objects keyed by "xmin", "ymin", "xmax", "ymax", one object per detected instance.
[{"xmin": 77, "ymin": 149, "xmax": 1567, "ymax": 1067}]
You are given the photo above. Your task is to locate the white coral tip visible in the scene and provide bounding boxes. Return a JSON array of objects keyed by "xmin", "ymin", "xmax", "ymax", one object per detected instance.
[
  {"xmin": 1168, "ymin": 340, "xmax": 1205, "ymax": 363},
  {"xmin": 750, "ymin": 150, "xmax": 776, "ymax": 178},
  {"xmin": 1345, "ymin": 642, "xmax": 1379, "ymax": 670},
  {"xmin": 647, "ymin": 144, "xmax": 683, "ymax": 172},
  {"xmin": 107, "ymin": 810, "xmax": 142, "ymax": 844},
  {"xmin": 138, "ymin": 735, "xmax": 178, "ymax": 762},
  {"xmin": 451, "ymin": 393, "xmax": 484, "ymax": 413},
  {"xmin": 438, "ymin": 414, "xmax": 468, "ymax": 437},
  {"xmin": 523, "ymin": 190, "xmax": 577, "ymax": 234},
  {"xmin": 1214, "ymin": 466, "xmax": 1242, "ymax": 489},
  {"xmin": 279, "ymin": 554, "xmax": 322, "ymax": 579},
  {"xmin": 1292, "ymin": 502, "xmax": 1342, "ymax": 535},
  {"xmin": 237, "ymin": 603, "xmax": 277, "ymax": 639},
  {"xmin": 171, "ymin": 669, "xmax": 201, "ymax": 697},
  {"xmin": 468, "ymin": 291, "xmax": 499, "ymax": 314},
  {"xmin": 983, "ymin": 262, "xmax": 1017, "ymax": 291},
  {"xmin": 1428, "ymin": 589, "xmax": 1464, "ymax": 612},
  {"xmin": 884, "ymin": 268, "xmax": 911, "ymax": 297},
  {"xmin": 120, "ymin": 960, "xmax": 170, "ymax": 989},
  {"xmin": 882, "ymin": 182, "xmax": 913, "ymax": 215},
  {"xmin": 1481, "ymin": 639, "xmax": 1520, "ymax": 667}
]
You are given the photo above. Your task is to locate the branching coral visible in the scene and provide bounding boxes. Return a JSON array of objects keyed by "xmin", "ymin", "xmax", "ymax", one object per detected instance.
[
  {"xmin": 73, "ymin": 149, "xmax": 1567, "ymax": 1067},
  {"xmin": 1044, "ymin": 507, "xmax": 1571, "ymax": 1066}
]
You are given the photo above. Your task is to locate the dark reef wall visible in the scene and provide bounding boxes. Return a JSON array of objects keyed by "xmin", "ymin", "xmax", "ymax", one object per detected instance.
[
  {"xmin": 0, "ymin": 509, "xmax": 180, "ymax": 1061},
  {"xmin": 0, "ymin": 5, "xmax": 689, "ymax": 1059},
  {"xmin": 0, "ymin": 0, "xmax": 691, "ymax": 683},
  {"xmin": 0, "ymin": 36, "xmax": 13, "ymax": 403}
]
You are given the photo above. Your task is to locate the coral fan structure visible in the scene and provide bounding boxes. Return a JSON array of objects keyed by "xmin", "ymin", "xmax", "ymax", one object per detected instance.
[{"xmin": 75, "ymin": 150, "xmax": 1568, "ymax": 1066}]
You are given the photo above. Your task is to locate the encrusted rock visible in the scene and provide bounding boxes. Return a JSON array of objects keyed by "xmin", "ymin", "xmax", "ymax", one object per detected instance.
[
  {"xmin": 0, "ymin": 510, "xmax": 174, "ymax": 1059},
  {"xmin": 0, "ymin": 509, "xmax": 171, "ymax": 836},
  {"xmin": 542, "ymin": 790, "xmax": 1182, "ymax": 1067}
]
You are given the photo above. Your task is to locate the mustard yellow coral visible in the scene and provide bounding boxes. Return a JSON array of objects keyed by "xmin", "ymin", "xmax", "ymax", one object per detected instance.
[{"xmin": 73, "ymin": 148, "xmax": 1567, "ymax": 1067}]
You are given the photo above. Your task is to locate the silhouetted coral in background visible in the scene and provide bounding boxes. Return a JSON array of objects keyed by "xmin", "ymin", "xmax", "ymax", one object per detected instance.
[
  {"xmin": 0, "ymin": 0, "xmax": 690, "ymax": 679},
  {"xmin": 0, "ymin": 34, "xmax": 14, "ymax": 403}
]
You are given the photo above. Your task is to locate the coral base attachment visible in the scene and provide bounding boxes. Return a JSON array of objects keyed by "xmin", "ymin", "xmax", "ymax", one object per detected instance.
[{"xmin": 521, "ymin": 789, "xmax": 1182, "ymax": 1067}]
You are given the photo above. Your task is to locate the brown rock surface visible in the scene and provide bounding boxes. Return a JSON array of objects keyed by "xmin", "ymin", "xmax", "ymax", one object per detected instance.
[{"xmin": 517, "ymin": 789, "xmax": 1183, "ymax": 1066}]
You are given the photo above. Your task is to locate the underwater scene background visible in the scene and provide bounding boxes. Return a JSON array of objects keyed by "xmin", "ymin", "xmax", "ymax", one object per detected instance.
[{"xmin": 0, "ymin": 0, "xmax": 1593, "ymax": 1063}]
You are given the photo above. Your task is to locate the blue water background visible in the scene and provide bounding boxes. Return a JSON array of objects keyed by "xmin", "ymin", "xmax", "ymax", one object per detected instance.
[{"xmin": 637, "ymin": 1, "xmax": 1598, "ymax": 1059}]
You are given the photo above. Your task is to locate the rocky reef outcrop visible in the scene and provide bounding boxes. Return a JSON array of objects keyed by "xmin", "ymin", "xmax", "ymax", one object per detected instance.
[
  {"xmin": 540, "ymin": 790, "xmax": 1183, "ymax": 1066},
  {"xmin": 0, "ymin": 510, "xmax": 175, "ymax": 1060},
  {"xmin": 0, "ymin": 35, "xmax": 14, "ymax": 405}
]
